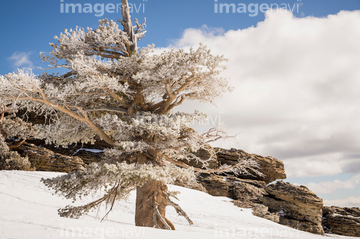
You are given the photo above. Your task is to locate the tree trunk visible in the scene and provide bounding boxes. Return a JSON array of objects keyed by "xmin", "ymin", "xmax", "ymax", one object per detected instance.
[{"xmin": 135, "ymin": 179, "xmax": 175, "ymax": 230}]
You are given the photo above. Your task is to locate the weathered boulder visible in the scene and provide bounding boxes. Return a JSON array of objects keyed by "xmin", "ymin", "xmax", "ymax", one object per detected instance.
[
  {"xmin": 260, "ymin": 181, "xmax": 324, "ymax": 235},
  {"xmin": 227, "ymin": 177, "xmax": 267, "ymax": 204},
  {"xmin": 215, "ymin": 148, "xmax": 286, "ymax": 184},
  {"xmin": 323, "ymin": 206, "xmax": 360, "ymax": 237},
  {"xmin": 252, "ymin": 204, "xmax": 280, "ymax": 223},
  {"xmin": 198, "ymin": 174, "xmax": 266, "ymax": 204},
  {"xmin": 15, "ymin": 143, "xmax": 85, "ymax": 172},
  {"xmin": 197, "ymin": 174, "xmax": 229, "ymax": 196}
]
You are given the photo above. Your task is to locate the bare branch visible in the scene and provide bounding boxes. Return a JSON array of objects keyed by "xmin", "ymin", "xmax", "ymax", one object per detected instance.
[
  {"xmin": 0, "ymin": 105, "xmax": 6, "ymax": 138},
  {"xmin": 84, "ymin": 50, "xmax": 126, "ymax": 59},
  {"xmin": 153, "ymin": 202, "xmax": 172, "ymax": 230},
  {"xmin": 106, "ymin": 89, "xmax": 128, "ymax": 108},
  {"xmin": 84, "ymin": 107, "xmax": 127, "ymax": 114},
  {"xmin": 44, "ymin": 71, "xmax": 76, "ymax": 83},
  {"xmin": 8, "ymin": 138, "xmax": 31, "ymax": 149},
  {"xmin": 167, "ymin": 196, "xmax": 193, "ymax": 226},
  {"xmin": 100, "ymin": 183, "xmax": 119, "ymax": 222},
  {"xmin": 163, "ymin": 96, "xmax": 185, "ymax": 114},
  {"xmin": 119, "ymin": 0, "xmax": 137, "ymax": 54},
  {"xmin": 0, "ymin": 105, "xmax": 5, "ymax": 123}
]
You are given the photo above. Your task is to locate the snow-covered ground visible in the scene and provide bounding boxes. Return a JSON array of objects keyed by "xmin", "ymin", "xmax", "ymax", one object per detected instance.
[{"xmin": 0, "ymin": 171, "xmax": 356, "ymax": 239}]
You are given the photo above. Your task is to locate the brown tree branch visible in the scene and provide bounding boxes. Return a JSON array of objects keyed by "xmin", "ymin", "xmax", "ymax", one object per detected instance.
[
  {"xmin": 106, "ymin": 89, "xmax": 128, "ymax": 108},
  {"xmin": 163, "ymin": 96, "xmax": 186, "ymax": 115},
  {"xmin": 8, "ymin": 88, "xmax": 116, "ymax": 146},
  {"xmin": 84, "ymin": 50, "xmax": 127, "ymax": 59},
  {"xmin": 167, "ymin": 197, "xmax": 193, "ymax": 226},
  {"xmin": 0, "ymin": 105, "xmax": 5, "ymax": 123},
  {"xmin": 8, "ymin": 138, "xmax": 31, "ymax": 149},
  {"xmin": 44, "ymin": 71, "xmax": 76, "ymax": 83},
  {"xmin": 0, "ymin": 105, "xmax": 6, "ymax": 138},
  {"xmin": 153, "ymin": 202, "xmax": 172, "ymax": 230},
  {"xmin": 118, "ymin": 0, "xmax": 137, "ymax": 55},
  {"xmin": 84, "ymin": 107, "xmax": 127, "ymax": 114}
]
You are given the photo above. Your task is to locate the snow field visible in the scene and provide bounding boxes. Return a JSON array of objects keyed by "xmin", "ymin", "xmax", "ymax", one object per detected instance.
[{"xmin": 0, "ymin": 171, "xmax": 356, "ymax": 239}]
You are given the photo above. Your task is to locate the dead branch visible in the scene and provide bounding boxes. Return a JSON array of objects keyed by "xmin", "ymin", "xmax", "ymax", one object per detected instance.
[
  {"xmin": 153, "ymin": 202, "xmax": 172, "ymax": 230},
  {"xmin": 167, "ymin": 196, "xmax": 193, "ymax": 226},
  {"xmin": 0, "ymin": 105, "xmax": 6, "ymax": 138},
  {"xmin": 100, "ymin": 183, "xmax": 119, "ymax": 222},
  {"xmin": 8, "ymin": 138, "xmax": 29, "ymax": 149},
  {"xmin": 0, "ymin": 105, "xmax": 5, "ymax": 123},
  {"xmin": 44, "ymin": 71, "xmax": 76, "ymax": 83},
  {"xmin": 118, "ymin": 0, "xmax": 138, "ymax": 54},
  {"xmin": 84, "ymin": 107, "xmax": 127, "ymax": 114},
  {"xmin": 106, "ymin": 89, "xmax": 128, "ymax": 108}
]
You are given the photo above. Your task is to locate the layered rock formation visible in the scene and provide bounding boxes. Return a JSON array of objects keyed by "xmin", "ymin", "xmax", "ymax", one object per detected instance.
[
  {"xmin": 260, "ymin": 181, "xmax": 325, "ymax": 235},
  {"xmin": 323, "ymin": 206, "xmax": 360, "ymax": 237},
  {"xmin": 252, "ymin": 204, "xmax": 280, "ymax": 223},
  {"xmin": 215, "ymin": 148, "xmax": 286, "ymax": 184},
  {"xmin": 198, "ymin": 174, "xmax": 325, "ymax": 235},
  {"xmin": 15, "ymin": 143, "xmax": 85, "ymax": 172},
  {"xmin": 183, "ymin": 147, "xmax": 287, "ymax": 184},
  {"xmin": 198, "ymin": 174, "xmax": 266, "ymax": 207}
]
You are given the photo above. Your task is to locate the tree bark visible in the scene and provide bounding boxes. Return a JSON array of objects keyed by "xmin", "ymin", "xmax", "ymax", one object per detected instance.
[{"xmin": 135, "ymin": 179, "xmax": 175, "ymax": 230}]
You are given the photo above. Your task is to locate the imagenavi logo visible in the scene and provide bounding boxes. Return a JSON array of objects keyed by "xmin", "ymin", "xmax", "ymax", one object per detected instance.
[
  {"xmin": 214, "ymin": 0, "xmax": 302, "ymax": 17},
  {"xmin": 60, "ymin": 0, "xmax": 147, "ymax": 17}
]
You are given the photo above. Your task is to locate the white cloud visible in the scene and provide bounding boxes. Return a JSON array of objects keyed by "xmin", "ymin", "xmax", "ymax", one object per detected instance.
[
  {"xmin": 306, "ymin": 174, "xmax": 360, "ymax": 195},
  {"xmin": 8, "ymin": 51, "xmax": 34, "ymax": 69},
  {"xmin": 324, "ymin": 196, "xmax": 360, "ymax": 208},
  {"xmin": 164, "ymin": 9, "xmax": 360, "ymax": 178},
  {"xmin": 285, "ymin": 153, "xmax": 344, "ymax": 178}
]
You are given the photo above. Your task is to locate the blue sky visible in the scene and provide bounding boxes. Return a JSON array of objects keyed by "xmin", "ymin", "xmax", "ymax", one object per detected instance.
[
  {"xmin": 1, "ymin": 0, "xmax": 360, "ymax": 207},
  {"xmin": 1, "ymin": 0, "xmax": 359, "ymax": 74}
]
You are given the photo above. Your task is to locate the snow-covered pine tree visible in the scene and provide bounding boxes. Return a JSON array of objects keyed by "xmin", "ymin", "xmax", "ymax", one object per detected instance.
[{"xmin": 0, "ymin": 0, "xmax": 262, "ymax": 229}]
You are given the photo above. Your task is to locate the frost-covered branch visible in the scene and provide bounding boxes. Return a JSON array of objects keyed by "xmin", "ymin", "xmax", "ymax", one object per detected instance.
[
  {"xmin": 0, "ymin": 0, "xmax": 258, "ymax": 229},
  {"xmin": 0, "ymin": 134, "xmax": 32, "ymax": 171},
  {"xmin": 42, "ymin": 162, "xmax": 196, "ymax": 219},
  {"xmin": 117, "ymin": 0, "xmax": 146, "ymax": 54}
]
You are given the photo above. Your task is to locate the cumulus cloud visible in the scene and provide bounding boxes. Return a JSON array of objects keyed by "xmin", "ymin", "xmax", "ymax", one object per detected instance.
[
  {"xmin": 8, "ymin": 51, "xmax": 34, "ymax": 70},
  {"xmin": 324, "ymin": 196, "xmax": 360, "ymax": 208},
  {"xmin": 164, "ymin": 9, "xmax": 360, "ymax": 178},
  {"xmin": 306, "ymin": 174, "xmax": 360, "ymax": 195}
]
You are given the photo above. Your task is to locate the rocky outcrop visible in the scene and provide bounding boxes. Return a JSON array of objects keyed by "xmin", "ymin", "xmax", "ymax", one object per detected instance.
[
  {"xmin": 184, "ymin": 147, "xmax": 287, "ymax": 184},
  {"xmin": 7, "ymin": 140, "xmax": 358, "ymax": 237},
  {"xmin": 198, "ymin": 174, "xmax": 266, "ymax": 204},
  {"xmin": 252, "ymin": 204, "xmax": 280, "ymax": 223},
  {"xmin": 215, "ymin": 148, "xmax": 286, "ymax": 184},
  {"xmin": 15, "ymin": 143, "xmax": 85, "ymax": 172},
  {"xmin": 260, "ymin": 181, "xmax": 324, "ymax": 235},
  {"xmin": 199, "ymin": 175, "xmax": 325, "ymax": 235},
  {"xmin": 323, "ymin": 206, "xmax": 360, "ymax": 237}
]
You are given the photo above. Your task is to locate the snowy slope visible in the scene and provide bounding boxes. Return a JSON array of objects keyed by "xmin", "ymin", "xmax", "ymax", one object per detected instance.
[{"xmin": 0, "ymin": 171, "xmax": 356, "ymax": 239}]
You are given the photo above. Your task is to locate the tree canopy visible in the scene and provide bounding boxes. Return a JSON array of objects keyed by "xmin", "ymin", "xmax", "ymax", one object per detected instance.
[{"xmin": 0, "ymin": 0, "xmax": 262, "ymax": 229}]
